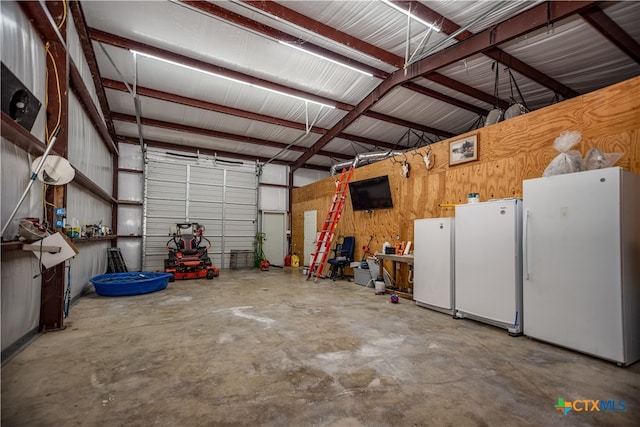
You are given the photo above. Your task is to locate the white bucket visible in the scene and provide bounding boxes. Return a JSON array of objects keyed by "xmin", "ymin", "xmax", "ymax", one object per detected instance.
[{"xmin": 375, "ymin": 280, "xmax": 385, "ymax": 294}]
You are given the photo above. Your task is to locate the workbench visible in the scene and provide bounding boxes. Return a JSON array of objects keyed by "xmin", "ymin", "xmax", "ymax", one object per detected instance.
[{"xmin": 375, "ymin": 252, "xmax": 414, "ymax": 294}]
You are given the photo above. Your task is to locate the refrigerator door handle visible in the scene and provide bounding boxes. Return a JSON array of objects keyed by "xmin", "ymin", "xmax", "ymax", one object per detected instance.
[{"xmin": 523, "ymin": 208, "xmax": 530, "ymax": 280}]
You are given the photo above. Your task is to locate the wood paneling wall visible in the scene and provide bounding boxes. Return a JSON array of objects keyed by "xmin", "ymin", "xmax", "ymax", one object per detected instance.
[{"xmin": 291, "ymin": 77, "xmax": 640, "ymax": 286}]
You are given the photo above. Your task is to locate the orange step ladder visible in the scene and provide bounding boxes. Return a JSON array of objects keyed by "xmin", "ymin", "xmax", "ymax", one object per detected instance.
[{"xmin": 307, "ymin": 166, "xmax": 354, "ymax": 282}]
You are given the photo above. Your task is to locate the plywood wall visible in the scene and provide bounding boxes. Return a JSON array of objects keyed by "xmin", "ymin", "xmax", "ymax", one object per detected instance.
[{"xmin": 291, "ymin": 77, "xmax": 640, "ymax": 287}]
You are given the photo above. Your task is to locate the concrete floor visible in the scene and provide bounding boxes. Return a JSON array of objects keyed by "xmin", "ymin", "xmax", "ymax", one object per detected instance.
[{"xmin": 2, "ymin": 268, "xmax": 639, "ymax": 426}]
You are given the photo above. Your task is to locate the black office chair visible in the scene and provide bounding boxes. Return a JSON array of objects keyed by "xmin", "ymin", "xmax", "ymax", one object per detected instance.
[{"xmin": 327, "ymin": 236, "xmax": 355, "ymax": 281}]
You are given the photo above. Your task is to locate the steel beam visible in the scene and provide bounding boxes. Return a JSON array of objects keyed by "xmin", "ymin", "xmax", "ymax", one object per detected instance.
[
  {"xmin": 88, "ymin": 28, "xmax": 350, "ymax": 110},
  {"xmin": 181, "ymin": 1, "xmax": 384, "ymax": 78},
  {"xmin": 69, "ymin": 0, "xmax": 118, "ymax": 141},
  {"xmin": 581, "ymin": 7, "xmax": 640, "ymax": 64},
  {"xmin": 111, "ymin": 113, "xmax": 353, "ymax": 160},
  {"xmin": 103, "ymin": 79, "xmax": 402, "ymax": 150},
  {"xmin": 402, "ymin": 82, "xmax": 488, "ymax": 116},
  {"xmin": 243, "ymin": 0, "xmax": 405, "ymax": 68},
  {"xmin": 426, "ymin": 73, "xmax": 509, "ymax": 110},
  {"xmin": 292, "ymin": 1, "xmax": 597, "ymax": 169},
  {"xmin": 121, "ymin": 137, "xmax": 329, "ymax": 171},
  {"xmin": 364, "ymin": 111, "xmax": 454, "ymax": 138}
]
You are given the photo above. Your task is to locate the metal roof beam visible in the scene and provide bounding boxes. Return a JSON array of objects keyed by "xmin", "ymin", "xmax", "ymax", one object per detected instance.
[
  {"xmin": 482, "ymin": 48, "xmax": 580, "ymax": 99},
  {"xmin": 364, "ymin": 111, "xmax": 454, "ymax": 138},
  {"xmin": 243, "ymin": 0, "xmax": 405, "ymax": 68},
  {"xmin": 88, "ymin": 28, "xmax": 350, "ymax": 110},
  {"xmin": 111, "ymin": 113, "xmax": 352, "ymax": 160},
  {"xmin": 102, "ymin": 79, "xmax": 396, "ymax": 149},
  {"xmin": 121, "ymin": 137, "xmax": 330, "ymax": 171},
  {"xmin": 425, "ymin": 73, "xmax": 509, "ymax": 110},
  {"xmin": 180, "ymin": 0, "xmax": 385, "ymax": 78},
  {"xmin": 69, "ymin": 0, "xmax": 118, "ymax": 142},
  {"xmin": 241, "ymin": 0, "xmax": 493, "ymax": 117},
  {"xmin": 413, "ymin": 2, "xmax": 579, "ymax": 100},
  {"xmin": 402, "ymin": 82, "xmax": 488, "ymax": 116},
  {"xmin": 292, "ymin": 1, "xmax": 598, "ymax": 169},
  {"xmin": 580, "ymin": 7, "xmax": 640, "ymax": 64},
  {"xmin": 91, "ymin": 29, "xmax": 435, "ymax": 135}
]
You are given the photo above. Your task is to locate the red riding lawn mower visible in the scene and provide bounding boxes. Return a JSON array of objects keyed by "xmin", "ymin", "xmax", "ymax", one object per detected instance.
[{"xmin": 164, "ymin": 223, "xmax": 219, "ymax": 282}]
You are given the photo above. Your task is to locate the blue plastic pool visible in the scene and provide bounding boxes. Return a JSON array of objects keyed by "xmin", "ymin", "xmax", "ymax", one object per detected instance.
[{"xmin": 90, "ymin": 272, "xmax": 171, "ymax": 296}]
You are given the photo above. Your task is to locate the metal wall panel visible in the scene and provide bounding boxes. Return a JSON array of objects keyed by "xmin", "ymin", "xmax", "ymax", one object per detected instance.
[{"xmin": 143, "ymin": 153, "xmax": 257, "ymax": 271}]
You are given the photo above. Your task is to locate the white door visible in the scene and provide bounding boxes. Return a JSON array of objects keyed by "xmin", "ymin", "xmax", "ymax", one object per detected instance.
[
  {"xmin": 262, "ymin": 212, "xmax": 286, "ymax": 266},
  {"xmin": 303, "ymin": 210, "xmax": 317, "ymax": 266}
]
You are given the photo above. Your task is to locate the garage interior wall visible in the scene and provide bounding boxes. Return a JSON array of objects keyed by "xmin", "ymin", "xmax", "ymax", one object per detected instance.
[
  {"xmin": 291, "ymin": 76, "xmax": 640, "ymax": 287},
  {"xmin": 1, "ymin": 2, "xmax": 114, "ymax": 354}
]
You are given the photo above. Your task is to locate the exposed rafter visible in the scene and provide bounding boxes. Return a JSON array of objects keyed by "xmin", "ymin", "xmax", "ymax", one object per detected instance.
[
  {"xmin": 180, "ymin": 0, "xmax": 384, "ymax": 78},
  {"xmin": 89, "ymin": 28, "xmax": 442, "ymax": 137},
  {"xmin": 243, "ymin": 0, "xmax": 404, "ymax": 68},
  {"xmin": 292, "ymin": 1, "xmax": 598, "ymax": 169},
  {"xmin": 111, "ymin": 112, "xmax": 354, "ymax": 161},
  {"xmin": 426, "ymin": 73, "xmax": 509, "ymax": 110},
  {"xmin": 102, "ymin": 79, "xmax": 404, "ymax": 150},
  {"xmin": 89, "ymin": 28, "xmax": 350, "ymax": 110},
  {"xmin": 407, "ymin": 2, "xmax": 580, "ymax": 101},
  {"xmin": 239, "ymin": 0, "xmax": 507, "ymax": 117},
  {"xmin": 18, "ymin": 1, "xmax": 118, "ymax": 155},
  {"xmin": 580, "ymin": 7, "xmax": 640, "ymax": 64},
  {"xmin": 119, "ymin": 137, "xmax": 327, "ymax": 171},
  {"xmin": 69, "ymin": 0, "xmax": 118, "ymax": 142}
]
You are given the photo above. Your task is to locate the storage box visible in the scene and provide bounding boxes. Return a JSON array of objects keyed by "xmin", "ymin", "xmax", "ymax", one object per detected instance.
[
  {"xmin": 354, "ymin": 268, "xmax": 373, "ymax": 287},
  {"xmin": 230, "ymin": 250, "xmax": 254, "ymax": 269}
]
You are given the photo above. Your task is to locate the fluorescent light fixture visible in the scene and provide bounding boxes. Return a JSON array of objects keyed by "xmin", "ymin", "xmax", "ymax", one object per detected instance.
[
  {"xmin": 131, "ymin": 50, "xmax": 335, "ymax": 109},
  {"xmin": 278, "ymin": 41, "xmax": 374, "ymax": 77},
  {"xmin": 381, "ymin": 0, "xmax": 441, "ymax": 32}
]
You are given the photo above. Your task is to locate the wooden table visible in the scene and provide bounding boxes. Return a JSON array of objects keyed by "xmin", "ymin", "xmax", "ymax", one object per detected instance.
[{"xmin": 374, "ymin": 252, "xmax": 414, "ymax": 289}]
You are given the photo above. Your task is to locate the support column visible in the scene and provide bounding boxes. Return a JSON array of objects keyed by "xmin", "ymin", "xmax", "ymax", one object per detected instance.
[{"xmin": 39, "ymin": 2, "xmax": 68, "ymax": 331}]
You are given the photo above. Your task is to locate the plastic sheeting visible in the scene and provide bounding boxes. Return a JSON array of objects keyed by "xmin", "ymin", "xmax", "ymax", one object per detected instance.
[
  {"xmin": 116, "ymin": 239, "xmax": 142, "ymax": 272},
  {"xmin": 371, "ymin": 85, "xmax": 481, "ymax": 136},
  {"xmin": 1, "ymin": 252, "xmax": 42, "ymax": 352},
  {"xmin": 260, "ymin": 163, "xmax": 288, "ymax": 186},
  {"xmin": 85, "ymin": 1, "xmax": 380, "ymax": 107},
  {"xmin": 0, "ymin": 141, "xmax": 44, "ymax": 240},
  {"xmin": 97, "ymin": 43, "xmax": 349, "ymax": 128},
  {"xmin": 0, "ymin": 1, "xmax": 47, "ymax": 140},
  {"xmin": 293, "ymin": 168, "xmax": 330, "ymax": 187},
  {"xmin": 259, "ymin": 186, "xmax": 287, "ymax": 212},
  {"xmin": 106, "ymin": 89, "xmax": 331, "ymax": 148},
  {"xmin": 66, "ymin": 182, "xmax": 112, "ymax": 234},
  {"xmin": 499, "ymin": 14, "xmax": 640, "ymax": 96},
  {"xmin": 118, "ymin": 142, "xmax": 144, "ymax": 170},
  {"xmin": 68, "ymin": 92, "xmax": 114, "ymax": 193},
  {"xmin": 114, "ymin": 120, "xmax": 305, "ymax": 164},
  {"xmin": 67, "ymin": 13, "xmax": 105, "ymax": 123}
]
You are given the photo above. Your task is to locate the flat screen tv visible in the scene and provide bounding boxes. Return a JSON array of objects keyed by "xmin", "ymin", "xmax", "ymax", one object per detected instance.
[{"xmin": 349, "ymin": 175, "xmax": 393, "ymax": 211}]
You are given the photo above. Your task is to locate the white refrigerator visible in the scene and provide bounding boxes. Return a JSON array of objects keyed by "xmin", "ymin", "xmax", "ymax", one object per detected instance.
[
  {"xmin": 413, "ymin": 218, "xmax": 455, "ymax": 314},
  {"xmin": 523, "ymin": 167, "xmax": 640, "ymax": 365},
  {"xmin": 454, "ymin": 199, "xmax": 523, "ymax": 335}
]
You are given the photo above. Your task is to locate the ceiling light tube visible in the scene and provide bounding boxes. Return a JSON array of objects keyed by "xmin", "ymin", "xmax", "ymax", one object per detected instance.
[
  {"xmin": 131, "ymin": 50, "xmax": 335, "ymax": 109},
  {"xmin": 381, "ymin": 0, "xmax": 441, "ymax": 32},
  {"xmin": 278, "ymin": 41, "xmax": 374, "ymax": 77}
]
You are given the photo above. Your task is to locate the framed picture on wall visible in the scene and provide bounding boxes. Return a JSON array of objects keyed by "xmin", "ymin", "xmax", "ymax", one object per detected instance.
[{"xmin": 449, "ymin": 134, "xmax": 478, "ymax": 166}]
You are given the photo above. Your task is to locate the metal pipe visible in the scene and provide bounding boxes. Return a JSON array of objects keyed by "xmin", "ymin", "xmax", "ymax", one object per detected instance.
[{"xmin": 329, "ymin": 150, "xmax": 407, "ymax": 175}]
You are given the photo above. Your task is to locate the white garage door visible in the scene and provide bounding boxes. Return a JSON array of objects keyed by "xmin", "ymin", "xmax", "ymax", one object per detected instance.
[{"xmin": 143, "ymin": 153, "xmax": 258, "ymax": 271}]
